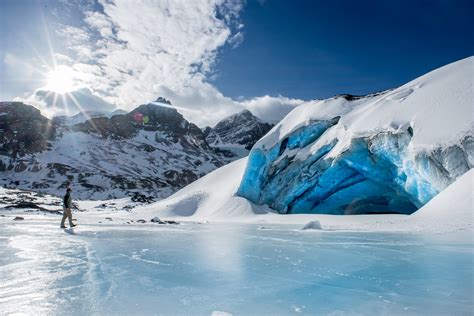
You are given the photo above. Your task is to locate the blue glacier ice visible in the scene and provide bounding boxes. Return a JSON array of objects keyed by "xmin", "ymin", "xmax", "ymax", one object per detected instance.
[{"xmin": 238, "ymin": 116, "xmax": 473, "ymax": 214}]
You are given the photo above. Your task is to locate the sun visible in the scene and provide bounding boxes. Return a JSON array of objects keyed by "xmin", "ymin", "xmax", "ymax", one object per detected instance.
[{"xmin": 45, "ymin": 65, "xmax": 76, "ymax": 94}]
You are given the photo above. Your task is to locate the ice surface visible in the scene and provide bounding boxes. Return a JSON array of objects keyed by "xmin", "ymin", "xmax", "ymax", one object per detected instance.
[{"xmin": 0, "ymin": 218, "xmax": 472, "ymax": 315}]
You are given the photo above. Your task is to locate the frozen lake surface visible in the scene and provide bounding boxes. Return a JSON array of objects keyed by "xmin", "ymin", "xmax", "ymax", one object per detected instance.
[{"xmin": 1, "ymin": 217, "xmax": 473, "ymax": 315}]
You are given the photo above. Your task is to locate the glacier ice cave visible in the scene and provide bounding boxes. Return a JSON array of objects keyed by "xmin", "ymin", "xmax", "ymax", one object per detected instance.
[{"xmin": 238, "ymin": 116, "xmax": 473, "ymax": 215}]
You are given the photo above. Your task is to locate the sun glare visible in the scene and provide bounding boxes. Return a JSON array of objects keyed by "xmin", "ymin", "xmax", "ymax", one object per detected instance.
[{"xmin": 45, "ymin": 65, "xmax": 76, "ymax": 94}]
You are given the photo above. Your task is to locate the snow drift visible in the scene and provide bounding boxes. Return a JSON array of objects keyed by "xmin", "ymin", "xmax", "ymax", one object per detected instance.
[
  {"xmin": 237, "ymin": 57, "xmax": 474, "ymax": 215},
  {"xmin": 410, "ymin": 168, "xmax": 473, "ymax": 228},
  {"xmin": 134, "ymin": 158, "xmax": 270, "ymax": 220}
]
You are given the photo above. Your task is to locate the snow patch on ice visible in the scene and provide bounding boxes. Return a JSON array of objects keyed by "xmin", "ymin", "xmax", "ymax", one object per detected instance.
[
  {"xmin": 301, "ymin": 220, "xmax": 322, "ymax": 230},
  {"xmin": 211, "ymin": 311, "xmax": 233, "ymax": 316}
]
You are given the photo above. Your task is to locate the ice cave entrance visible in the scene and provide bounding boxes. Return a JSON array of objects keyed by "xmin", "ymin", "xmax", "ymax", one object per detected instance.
[{"xmin": 238, "ymin": 117, "xmax": 472, "ymax": 216}]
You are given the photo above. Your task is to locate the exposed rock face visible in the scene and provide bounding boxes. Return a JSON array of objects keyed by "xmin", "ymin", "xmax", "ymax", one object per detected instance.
[
  {"xmin": 72, "ymin": 103, "xmax": 208, "ymax": 147},
  {"xmin": 201, "ymin": 126, "xmax": 212, "ymax": 138},
  {"xmin": 0, "ymin": 102, "xmax": 56, "ymax": 158},
  {"xmin": 154, "ymin": 97, "xmax": 172, "ymax": 105},
  {"xmin": 205, "ymin": 110, "xmax": 274, "ymax": 155}
]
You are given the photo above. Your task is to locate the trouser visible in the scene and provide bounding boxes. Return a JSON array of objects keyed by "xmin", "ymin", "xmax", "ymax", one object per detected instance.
[{"xmin": 61, "ymin": 207, "xmax": 74, "ymax": 227}]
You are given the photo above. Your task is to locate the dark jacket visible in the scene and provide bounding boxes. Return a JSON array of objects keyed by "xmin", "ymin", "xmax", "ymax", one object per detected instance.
[{"xmin": 63, "ymin": 193, "xmax": 72, "ymax": 208}]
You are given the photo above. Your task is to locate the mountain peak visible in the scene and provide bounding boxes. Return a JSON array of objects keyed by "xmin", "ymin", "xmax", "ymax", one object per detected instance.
[
  {"xmin": 206, "ymin": 110, "xmax": 274, "ymax": 152},
  {"xmin": 228, "ymin": 109, "xmax": 256, "ymax": 120},
  {"xmin": 135, "ymin": 102, "xmax": 177, "ymax": 113},
  {"xmin": 131, "ymin": 103, "xmax": 181, "ymax": 126},
  {"xmin": 154, "ymin": 97, "xmax": 172, "ymax": 105},
  {"xmin": 234, "ymin": 109, "xmax": 253, "ymax": 116}
]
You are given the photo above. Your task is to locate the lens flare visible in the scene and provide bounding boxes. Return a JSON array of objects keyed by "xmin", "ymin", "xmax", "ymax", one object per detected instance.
[{"xmin": 45, "ymin": 65, "xmax": 76, "ymax": 94}]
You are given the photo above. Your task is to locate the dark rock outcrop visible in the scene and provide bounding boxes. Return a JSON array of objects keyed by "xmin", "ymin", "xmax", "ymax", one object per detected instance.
[
  {"xmin": 0, "ymin": 102, "xmax": 56, "ymax": 158},
  {"xmin": 206, "ymin": 110, "xmax": 274, "ymax": 151}
]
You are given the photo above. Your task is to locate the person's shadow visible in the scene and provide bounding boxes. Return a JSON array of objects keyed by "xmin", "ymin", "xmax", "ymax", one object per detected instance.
[{"xmin": 63, "ymin": 228, "xmax": 77, "ymax": 235}]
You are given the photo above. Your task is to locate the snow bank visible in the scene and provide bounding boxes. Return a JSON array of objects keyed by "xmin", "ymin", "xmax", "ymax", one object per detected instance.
[
  {"xmin": 409, "ymin": 168, "xmax": 473, "ymax": 230},
  {"xmin": 133, "ymin": 158, "xmax": 272, "ymax": 220}
]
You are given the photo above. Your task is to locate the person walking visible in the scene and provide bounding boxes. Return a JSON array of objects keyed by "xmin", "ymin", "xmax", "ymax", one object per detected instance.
[{"xmin": 60, "ymin": 188, "xmax": 76, "ymax": 228}]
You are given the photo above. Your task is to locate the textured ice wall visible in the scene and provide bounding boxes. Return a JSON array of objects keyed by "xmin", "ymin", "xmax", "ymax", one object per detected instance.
[{"xmin": 237, "ymin": 117, "xmax": 473, "ymax": 215}]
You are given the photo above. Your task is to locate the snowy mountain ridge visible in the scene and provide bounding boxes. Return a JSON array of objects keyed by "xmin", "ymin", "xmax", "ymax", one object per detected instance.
[
  {"xmin": 53, "ymin": 110, "xmax": 107, "ymax": 126},
  {"xmin": 0, "ymin": 100, "xmax": 268, "ymax": 200},
  {"xmin": 53, "ymin": 109, "xmax": 129, "ymax": 126},
  {"xmin": 204, "ymin": 109, "xmax": 274, "ymax": 157}
]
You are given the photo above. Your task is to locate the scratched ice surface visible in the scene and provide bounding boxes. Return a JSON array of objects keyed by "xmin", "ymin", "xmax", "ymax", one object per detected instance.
[{"xmin": 1, "ymin": 220, "xmax": 472, "ymax": 315}]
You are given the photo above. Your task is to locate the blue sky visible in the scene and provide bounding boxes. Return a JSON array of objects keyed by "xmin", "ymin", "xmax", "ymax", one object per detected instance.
[
  {"xmin": 214, "ymin": 0, "xmax": 474, "ymax": 99},
  {"xmin": 0, "ymin": 0, "xmax": 473, "ymax": 125}
]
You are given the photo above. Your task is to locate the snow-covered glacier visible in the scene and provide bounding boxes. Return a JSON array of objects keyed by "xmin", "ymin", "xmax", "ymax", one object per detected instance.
[{"xmin": 238, "ymin": 57, "xmax": 474, "ymax": 215}]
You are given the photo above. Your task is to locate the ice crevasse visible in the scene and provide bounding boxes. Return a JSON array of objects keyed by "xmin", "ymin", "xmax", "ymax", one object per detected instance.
[{"xmin": 237, "ymin": 57, "xmax": 474, "ymax": 215}]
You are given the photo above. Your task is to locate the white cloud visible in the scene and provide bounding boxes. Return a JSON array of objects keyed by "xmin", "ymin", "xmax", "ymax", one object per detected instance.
[
  {"xmin": 16, "ymin": 0, "xmax": 307, "ymax": 126},
  {"xmin": 54, "ymin": 53, "xmax": 74, "ymax": 64},
  {"xmin": 152, "ymin": 83, "xmax": 304, "ymax": 127},
  {"xmin": 241, "ymin": 95, "xmax": 306, "ymax": 124},
  {"xmin": 58, "ymin": 0, "xmax": 240, "ymax": 98},
  {"xmin": 57, "ymin": 25, "xmax": 91, "ymax": 47},
  {"xmin": 3, "ymin": 53, "xmax": 38, "ymax": 84},
  {"xmin": 56, "ymin": 25, "xmax": 94, "ymax": 60},
  {"xmin": 228, "ymin": 31, "xmax": 244, "ymax": 48},
  {"xmin": 84, "ymin": 11, "xmax": 114, "ymax": 38},
  {"xmin": 20, "ymin": 87, "xmax": 116, "ymax": 117}
]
